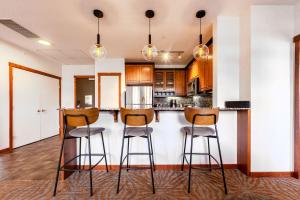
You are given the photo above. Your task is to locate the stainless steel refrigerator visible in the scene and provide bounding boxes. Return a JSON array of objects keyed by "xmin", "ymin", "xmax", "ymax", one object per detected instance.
[{"xmin": 125, "ymin": 86, "xmax": 153, "ymax": 108}]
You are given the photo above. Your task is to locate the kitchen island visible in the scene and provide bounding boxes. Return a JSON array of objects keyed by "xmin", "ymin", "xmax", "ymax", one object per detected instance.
[{"xmin": 59, "ymin": 108, "xmax": 250, "ymax": 179}]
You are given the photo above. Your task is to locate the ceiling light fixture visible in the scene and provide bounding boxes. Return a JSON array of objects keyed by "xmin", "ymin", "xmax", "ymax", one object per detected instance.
[
  {"xmin": 141, "ymin": 10, "xmax": 158, "ymax": 61},
  {"xmin": 177, "ymin": 53, "xmax": 182, "ymax": 59},
  {"xmin": 89, "ymin": 9, "xmax": 107, "ymax": 59},
  {"xmin": 162, "ymin": 52, "xmax": 170, "ymax": 62},
  {"xmin": 193, "ymin": 10, "xmax": 209, "ymax": 60},
  {"xmin": 38, "ymin": 40, "xmax": 51, "ymax": 46}
]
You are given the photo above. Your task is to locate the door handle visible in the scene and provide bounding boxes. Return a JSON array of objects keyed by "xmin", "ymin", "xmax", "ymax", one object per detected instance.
[
  {"xmin": 41, "ymin": 109, "xmax": 46, "ymax": 112},
  {"xmin": 37, "ymin": 109, "xmax": 41, "ymax": 113}
]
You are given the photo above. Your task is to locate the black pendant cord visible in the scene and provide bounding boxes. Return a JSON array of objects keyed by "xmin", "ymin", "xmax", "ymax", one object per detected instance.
[
  {"xmin": 148, "ymin": 18, "xmax": 152, "ymax": 45},
  {"xmin": 97, "ymin": 18, "xmax": 100, "ymax": 45},
  {"xmin": 199, "ymin": 18, "xmax": 202, "ymax": 45}
]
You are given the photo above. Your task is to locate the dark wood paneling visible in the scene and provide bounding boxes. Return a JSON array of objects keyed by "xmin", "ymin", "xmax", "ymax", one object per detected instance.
[{"xmin": 237, "ymin": 110, "xmax": 251, "ymax": 176}]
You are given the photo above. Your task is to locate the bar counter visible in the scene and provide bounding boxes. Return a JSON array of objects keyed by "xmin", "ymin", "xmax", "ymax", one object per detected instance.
[{"xmin": 60, "ymin": 107, "xmax": 251, "ymax": 179}]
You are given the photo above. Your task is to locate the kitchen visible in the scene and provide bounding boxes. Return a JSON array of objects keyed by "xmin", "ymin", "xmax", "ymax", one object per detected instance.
[{"xmin": 0, "ymin": 0, "xmax": 299, "ymax": 199}]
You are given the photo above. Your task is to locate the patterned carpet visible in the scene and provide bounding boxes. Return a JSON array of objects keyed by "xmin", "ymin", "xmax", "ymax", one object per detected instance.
[{"xmin": 1, "ymin": 137, "xmax": 300, "ymax": 200}]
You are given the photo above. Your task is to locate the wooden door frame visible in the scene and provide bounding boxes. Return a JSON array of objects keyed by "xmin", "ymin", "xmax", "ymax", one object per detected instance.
[
  {"xmin": 97, "ymin": 73, "xmax": 121, "ymax": 109},
  {"xmin": 73, "ymin": 75, "xmax": 95, "ymax": 108},
  {"xmin": 294, "ymin": 35, "xmax": 300, "ymax": 178},
  {"xmin": 8, "ymin": 62, "xmax": 61, "ymax": 151}
]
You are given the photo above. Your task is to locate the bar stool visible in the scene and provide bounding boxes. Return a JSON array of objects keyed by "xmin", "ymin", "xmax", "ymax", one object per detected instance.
[
  {"xmin": 53, "ymin": 108, "xmax": 108, "ymax": 196},
  {"xmin": 116, "ymin": 108, "xmax": 155, "ymax": 194},
  {"xmin": 182, "ymin": 107, "xmax": 227, "ymax": 194}
]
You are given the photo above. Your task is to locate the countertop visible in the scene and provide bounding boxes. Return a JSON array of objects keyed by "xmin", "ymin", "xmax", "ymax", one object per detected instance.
[{"xmin": 98, "ymin": 107, "xmax": 250, "ymax": 111}]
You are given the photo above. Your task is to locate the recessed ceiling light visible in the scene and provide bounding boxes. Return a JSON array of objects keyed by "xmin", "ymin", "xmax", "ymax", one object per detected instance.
[
  {"xmin": 178, "ymin": 53, "xmax": 182, "ymax": 59},
  {"xmin": 38, "ymin": 40, "xmax": 51, "ymax": 46}
]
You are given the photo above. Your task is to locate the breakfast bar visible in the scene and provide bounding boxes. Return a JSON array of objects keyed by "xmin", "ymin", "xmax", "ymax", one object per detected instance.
[{"xmin": 60, "ymin": 107, "xmax": 251, "ymax": 179}]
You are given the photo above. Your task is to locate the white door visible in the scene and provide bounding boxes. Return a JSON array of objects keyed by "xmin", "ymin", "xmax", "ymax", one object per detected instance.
[
  {"xmin": 13, "ymin": 69, "xmax": 41, "ymax": 148},
  {"xmin": 13, "ymin": 69, "xmax": 60, "ymax": 148},
  {"xmin": 40, "ymin": 76, "xmax": 59, "ymax": 139}
]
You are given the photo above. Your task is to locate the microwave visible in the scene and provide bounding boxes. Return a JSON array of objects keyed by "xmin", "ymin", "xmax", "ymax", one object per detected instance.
[{"xmin": 187, "ymin": 78, "xmax": 199, "ymax": 96}]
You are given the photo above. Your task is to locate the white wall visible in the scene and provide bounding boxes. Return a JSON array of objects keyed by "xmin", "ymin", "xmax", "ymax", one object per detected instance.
[
  {"xmin": 213, "ymin": 16, "xmax": 240, "ymax": 107},
  {"xmin": 296, "ymin": 1, "xmax": 300, "ymax": 35},
  {"xmin": 250, "ymin": 5, "xmax": 295, "ymax": 172},
  {"xmin": 0, "ymin": 39, "xmax": 61, "ymax": 150},
  {"xmin": 95, "ymin": 58, "xmax": 125, "ymax": 107},
  {"xmin": 239, "ymin": 8, "xmax": 251, "ymax": 100},
  {"xmin": 61, "ymin": 65, "xmax": 94, "ymax": 108}
]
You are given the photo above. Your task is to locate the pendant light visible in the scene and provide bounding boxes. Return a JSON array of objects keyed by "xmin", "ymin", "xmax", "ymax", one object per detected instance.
[
  {"xmin": 193, "ymin": 10, "xmax": 209, "ymax": 60},
  {"xmin": 142, "ymin": 10, "xmax": 158, "ymax": 61},
  {"xmin": 90, "ymin": 9, "xmax": 107, "ymax": 59}
]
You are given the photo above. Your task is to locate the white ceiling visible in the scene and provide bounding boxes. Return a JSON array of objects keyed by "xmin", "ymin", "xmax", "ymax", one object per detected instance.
[{"xmin": 0, "ymin": 0, "xmax": 297, "ymax": 65}]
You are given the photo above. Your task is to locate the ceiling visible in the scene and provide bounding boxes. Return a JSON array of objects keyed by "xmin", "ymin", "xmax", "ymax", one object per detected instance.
[{"xmin": 0, "ymin": 0, "xmax": 297, "ymax": 65}]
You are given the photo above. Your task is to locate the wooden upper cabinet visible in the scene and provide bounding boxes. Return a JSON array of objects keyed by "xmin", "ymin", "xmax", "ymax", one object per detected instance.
[
  {"xmin": 175, "ymin": 70, "xmax": 186, "ymax": 96},
  {"xmin": 125, "ymin": 64, "xmax": 154, "ymax": 85},
  {"xmin": 125, "ymin": 65, "xmax": 140, "ymax": 84},
  {"xmin": 154, "ymin": 71, "xmax": 164, "ymax": 89},
  {"xmin": 140, "ymin": 65, "xmax": 153, "ymax": 83},
  {"xmin": 154, "ymin": 70, "xmax": 175, "ymax": 91},
  {"xmin": 186, "ymin": 44, "xmax": 213, "ymax": 92},
  {"xmin": 165, "ymin": 71, "xmax": 175, "ymax": 89}
]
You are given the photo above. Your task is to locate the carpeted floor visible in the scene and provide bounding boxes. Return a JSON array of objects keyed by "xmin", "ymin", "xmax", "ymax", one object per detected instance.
[{"xmin": 0, "ymin": 136, "xmax": 300, "ymax": 200}]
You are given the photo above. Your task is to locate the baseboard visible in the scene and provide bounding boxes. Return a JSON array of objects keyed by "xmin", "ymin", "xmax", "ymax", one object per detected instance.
[
  {"xmin": 250, "ymin": 172, "xmax": 293, "ymax": 177},
  {"xmin": 77, "ymin": 164, "xmax": 238, "ymax": 171},
  {"xmin": 0, "ymin": 148, "xmax": 12, "ymax": 154}
]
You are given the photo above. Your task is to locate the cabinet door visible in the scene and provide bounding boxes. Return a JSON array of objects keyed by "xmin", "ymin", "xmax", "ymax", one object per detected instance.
[
  {"xmin": 175, "ymin": 70, "xmax": 186, "ymax": 96},
  {"xmin": 140, "ymin": 65, "xmax": 153, "ymax": 83},
  {"xmin": 154, "ymin": 71, "xmax": 164, "ymax": 90},
  {"xmin": 40, "ymin": 76, "xmax": 59, "ymax": 139},
  {"xmin": 13, "ymin": 69, "xmax": 41, "ymax": 148},
  {"xmin": 198, "ymin": 59, "xmax": 207, "ymax": 91},
  {"xmin": 125, "ymin": 65, "xmax": 140, "ymax": 84},
  {"xmin": 165, "ymin": 71, "xmax": 175, "ymax": 90}
]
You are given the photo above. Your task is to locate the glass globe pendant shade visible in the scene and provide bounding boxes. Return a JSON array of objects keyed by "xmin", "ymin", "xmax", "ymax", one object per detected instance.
[
  {"xmin": 142, "ymin": 44, "xmax": 158, "ymax": 61},
  {"xmin": 90, "ymin": 43, "xmax": 107, "ymax": 59},
  {"xmin": 193, "ymin": 44, "xmax": 209, "ymax": 60}
]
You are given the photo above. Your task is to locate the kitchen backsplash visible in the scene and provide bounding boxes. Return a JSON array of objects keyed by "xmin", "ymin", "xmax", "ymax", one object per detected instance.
[{"xmin": 153, "ymin": 94, "xmax": 212, "ymax": 108}]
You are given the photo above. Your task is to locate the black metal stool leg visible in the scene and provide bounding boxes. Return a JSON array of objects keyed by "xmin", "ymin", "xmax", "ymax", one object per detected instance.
[
  {"xmin": 88, "ymin": 135, "xmax": 93, "ymax": 196},
  {"xmin": 146, "ymin": 134, "xmax": 155, "ymax": 194},
  {"xmin": 126, "ymin": 137, "xmax": 130, "ymax": 172},
  {"xmin": 79, "ymin": 137, "xmax": 82, "ymax": 172},
  {"xmin": 117, "ymin": 131, "xmax": 126, "ymax": 193},
  {"xmin": 149, "ymin": 134, "xmax": 155, "ymax": 171},
  {"xmin": 53, "ymin": 135, "xmax": 66, "ymax": 196},
  {"xmin": 216, "ymin": 127, "xmax": 228, "ymax": 194},
  {"xmin": 188, "ymin": 134, "xmax": 194, "ymax": 193},
  {"xmin": 181, "ymin": 132, "xmax": 187, "ymax": 171},
  {"xmin": 207, "ymin": 137, "xmax": 212, "ymax": 172},
  {"xmin": 100, "ymin": 132, "xmax": 109, "ymax": 172}
]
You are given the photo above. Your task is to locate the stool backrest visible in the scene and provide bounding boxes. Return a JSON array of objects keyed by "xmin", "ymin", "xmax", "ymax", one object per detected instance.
[
  {"xmin": 64, "ymin": 108, "xmax": 99, "ymax": 127},
  {"xmin": 184, "ymin": 107, "xmax": 219, "ymax": 125},
  {"xmin": 120, "ymin": 108, "xmax": 154, "ymax": 126}
]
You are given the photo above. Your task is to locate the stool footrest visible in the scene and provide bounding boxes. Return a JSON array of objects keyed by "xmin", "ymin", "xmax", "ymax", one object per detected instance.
[
  {"xmin": 183, "ymin": 154, "xmax": 221, "ymax": 168},
  {"xmin": 60, "ymin": 154, "xmax": 105, "ymax": 172}
]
